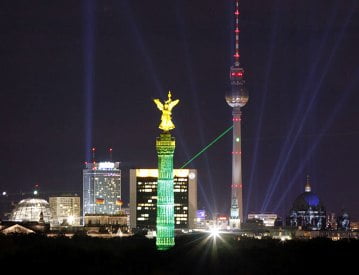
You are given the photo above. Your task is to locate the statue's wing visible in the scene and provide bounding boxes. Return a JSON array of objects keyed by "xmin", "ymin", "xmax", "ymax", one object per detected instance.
[
  {"xmin": 168, "ymin": 99, "xmax": 179, "ymax": 110},
  {"xmin": 153, "ymin": 99, "xmax": 163, "ymax": 111}
]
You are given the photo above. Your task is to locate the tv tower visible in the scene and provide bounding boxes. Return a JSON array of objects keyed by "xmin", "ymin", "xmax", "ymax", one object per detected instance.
[{"xmin": 225, "ymin": 0, "xmax": 249, "ymax": 229}]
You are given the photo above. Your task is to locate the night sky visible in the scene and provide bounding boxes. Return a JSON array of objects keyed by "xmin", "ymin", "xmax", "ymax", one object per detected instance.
[{"xmin": 0, "ymin": 0, "xmax": 358, "ymax": 220}]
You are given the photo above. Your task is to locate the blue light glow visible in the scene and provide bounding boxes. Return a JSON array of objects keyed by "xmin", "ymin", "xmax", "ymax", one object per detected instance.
[
  {"xmin": 261, "ymin": 3, "xmax": 356, "ymax": 212},
  {"xmin": 305, "ymin": 193, "xmax": 319, "ymax": 207},
  {"xmin": 174, "ymin": 1, "xmax": 217, "ymax": 216},
  {"xmin": 82, "ymin": 0, "xmax": 96, "ymax": 161},
  {"xmin": 273, "ymin": 68, "xmax": 359, "ymax": 212}
]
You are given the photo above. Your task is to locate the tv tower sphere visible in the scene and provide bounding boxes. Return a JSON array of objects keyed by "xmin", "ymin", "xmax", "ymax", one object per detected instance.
[{"xmin": 225, "ymin": 81, "xmax": 249, "ymax": 108}]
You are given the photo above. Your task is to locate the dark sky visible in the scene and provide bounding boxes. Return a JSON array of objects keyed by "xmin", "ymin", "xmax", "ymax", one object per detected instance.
[{"xmin": 0, "ymin": 0, "xmax": 358, "ymax": 220}]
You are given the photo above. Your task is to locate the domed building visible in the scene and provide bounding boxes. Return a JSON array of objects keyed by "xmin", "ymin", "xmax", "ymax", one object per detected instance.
[
  {"xmin": 10, "ymin": 198, "xmax": 52, "ymax": 224},
  {"xmin": 287, "ymin": 177, "xmax": 326, "ymax": 230}
]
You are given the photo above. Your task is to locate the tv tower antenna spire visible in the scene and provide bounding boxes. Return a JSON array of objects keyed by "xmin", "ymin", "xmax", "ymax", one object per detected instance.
[
  {"xmin": 225, "ymin": 0, "xmax": 249, "ymax": 229},
  {"xmin": 234, "ymin": 0, "xmax": 240, "ymax": 67}
]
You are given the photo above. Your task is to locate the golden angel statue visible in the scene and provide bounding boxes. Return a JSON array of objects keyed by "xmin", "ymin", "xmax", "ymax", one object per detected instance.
[{"xmin": 153, "ymin": 91, "xmax": 180, "ymax": 132}]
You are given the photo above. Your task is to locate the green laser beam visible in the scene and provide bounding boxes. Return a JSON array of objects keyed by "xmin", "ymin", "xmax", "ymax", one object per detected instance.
[{"xmin": 180, "ymin": 125, "xmax": 234, "ymax": 168}]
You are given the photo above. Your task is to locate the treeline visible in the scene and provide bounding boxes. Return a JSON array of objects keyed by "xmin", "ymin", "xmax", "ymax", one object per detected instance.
[{"xmin": 0, "ymin": 233, "xmax": 357, "ymax": 274}]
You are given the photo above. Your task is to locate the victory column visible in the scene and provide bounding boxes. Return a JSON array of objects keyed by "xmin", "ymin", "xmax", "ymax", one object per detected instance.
[{"xmin": 153, "ymin": 91, "xmax": 179, "ymax": 250}]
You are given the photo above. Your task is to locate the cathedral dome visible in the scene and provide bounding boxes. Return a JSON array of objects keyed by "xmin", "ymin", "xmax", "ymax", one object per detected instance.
[
  {"xmin": 290, "ymin": 176, "xmax": 325, "ymax": 212},
  {"xmin": 292, "ymin": 192, "xmax": 324, "ymax": 211},
  {"xmin": 288, "ymin": 176, "xmax": 326, "ymax": 230},
  {"xmin": 10, "ymin": 198, "xmax": 52, "ymax": 223}
]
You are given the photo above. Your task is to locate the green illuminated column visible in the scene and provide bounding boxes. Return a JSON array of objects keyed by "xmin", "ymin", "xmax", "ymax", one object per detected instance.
[
  {"xmin": 156, "ymin": 133, "xmax": 175, "ymax": 250},
  {"xmin": 153, "ymin": 91, "xmax": 179, "ymax": 250}
]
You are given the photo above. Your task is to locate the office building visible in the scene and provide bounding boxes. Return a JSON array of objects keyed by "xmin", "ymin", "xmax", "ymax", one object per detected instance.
[
  {"xmin": 130, "ymin": 169, "xmax": 197, "ymax": 230},
  {"xmin": 49, "ymin": 195, "xmax": 81, "ymax": 226}
]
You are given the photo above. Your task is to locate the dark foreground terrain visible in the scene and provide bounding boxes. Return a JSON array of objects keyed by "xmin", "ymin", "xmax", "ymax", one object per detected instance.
[{"xmin": 0, "ymin": 233, "xmax": 357, "ymax": 274}]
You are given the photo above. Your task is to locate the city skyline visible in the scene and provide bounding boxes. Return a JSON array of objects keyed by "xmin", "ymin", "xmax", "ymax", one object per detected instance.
[{"xmin": 0, "ymin": 0, "xmax": 358, "ymax": 220}]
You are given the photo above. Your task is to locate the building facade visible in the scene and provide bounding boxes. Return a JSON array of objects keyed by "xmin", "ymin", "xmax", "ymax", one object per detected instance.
[
  {"xmin": 129, "ymin": 169, "xmax": 197, "ymax": 230},
  {"xmin": 83, "ymin": 162, "xmax": 121, "ymax": 217},
  {"xmin": 287, "ymin": 178, "xmax": 326, "ymax": 230},
  {"xmin": 247, "ymin": 213, "xmax": 278, "ymax": 227},
  {"xmin": 49, "ymin": 195, "xmax": 81, "ymax": 226},
  {"xmin": 337, "ymin": 211, "xmax": 350, "ymax": 230},
  {"xmin": 84, "ymin": 214, "xmax": 127, "ymax": 227}
]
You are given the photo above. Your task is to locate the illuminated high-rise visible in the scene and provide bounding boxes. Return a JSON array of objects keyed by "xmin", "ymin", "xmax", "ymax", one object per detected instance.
[
  {"xmin": 83, "ymin": 161, "xmax": 121, "ymax": 218},
  {"xmin": 225, "ymin": 0, "xmax": 249, "ymax": 229},
  {"xmin": 129, "ymin": 169, "xmax": 197, "ymax": 230}
]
